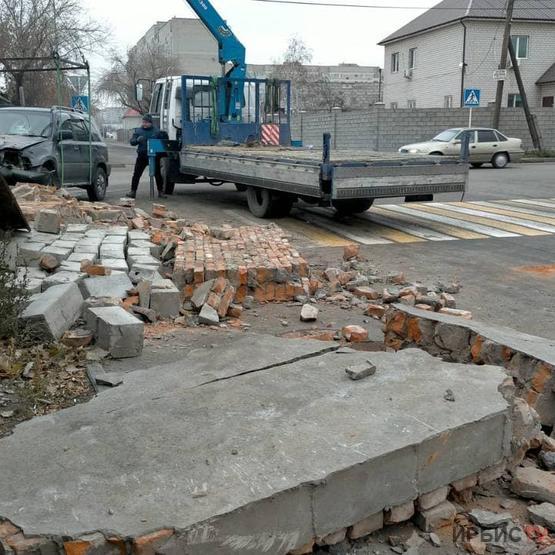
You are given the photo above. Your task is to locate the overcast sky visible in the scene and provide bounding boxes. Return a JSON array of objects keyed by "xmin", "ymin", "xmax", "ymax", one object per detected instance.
[{"xmin": 83, "ymin": 0, "xmax": 432, "ymax": 71}]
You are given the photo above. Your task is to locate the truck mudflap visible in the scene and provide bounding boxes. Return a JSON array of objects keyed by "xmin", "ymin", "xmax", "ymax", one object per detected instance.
[{"xmin": 0, "ymin": 175, "xmax": 31, "ymax": 231}]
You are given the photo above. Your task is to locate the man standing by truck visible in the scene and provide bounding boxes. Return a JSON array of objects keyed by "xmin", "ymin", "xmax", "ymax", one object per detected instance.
[{"xmin": 126, "ymin": 114, "xmax": 166, "ymax": 199}]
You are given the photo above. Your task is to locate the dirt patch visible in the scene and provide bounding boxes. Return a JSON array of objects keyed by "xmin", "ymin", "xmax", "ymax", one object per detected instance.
[
  {"xmin": 514, "ymin": 263, "xmax": 555, "ymax": 277},
  {"xmin": 0, "ymin": 341, "xmax": 93, "ymax": 438}
]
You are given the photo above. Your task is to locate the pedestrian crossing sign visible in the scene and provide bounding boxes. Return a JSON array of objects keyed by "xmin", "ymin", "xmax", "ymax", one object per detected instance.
[
  {"xmin": 71, "ymin": 95, "xmax": 89, "ymax": 112},
  {"xmin": 464, "ymin": 88, "xmax": 481, "ymax": 107}
]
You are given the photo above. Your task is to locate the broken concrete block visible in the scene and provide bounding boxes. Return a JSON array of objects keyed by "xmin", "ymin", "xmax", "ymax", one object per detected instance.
[
  {"xmin": 81, "ymin": 274, "xmax": 133, "ymax": 300},
  {"xmin": 150, "ymin": 282, "xmax": 180, "ymax": 318},
  {"xmin": 300, "ymin": 304, "xmax": 318, "ymax": 322},
  {"xmin": 348, "ymin": 511, "xmax": 383, "ymax": 539},
  {"xmin": 468, "ymin": 509, "xmax": 512, "ymax": 529},
  {"xmin": 528, "ymin": 503, "xmax": 555, "ymax": 532},
  {"xmin": 16, "ymin": 242, "xmax": 46, "ymax": 266},
  {"xmin": 345, "ymin": 361, "xmax": 376, "ymax": 381},
  {"xmin": 511, "ymin": 467, "xmax": 555, "ymax": 504},
  {"xmin": 87, "ymin": 306, "xmax": 143, "ymax": 358},
  {"xmin": 35, "ymin": 209, "xmax": 61, "ymax": 234},
  {"xmin": 199, "ymin": 304, "xmax": 219, "ymax": 325},
  {"xmin": 414, "ymin": 501, "xmax": 456, "ymax": 532},
  {"xmin": 191, "ymin": 279, "xmax": 216, "ymax": 310},
  {"xmin": 20, "ymin": 283, "xmax": 83, "ymax": 340}
]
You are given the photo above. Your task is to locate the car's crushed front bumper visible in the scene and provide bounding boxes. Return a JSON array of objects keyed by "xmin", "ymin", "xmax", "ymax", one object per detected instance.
[{"xmin": 0, "ymin": 164, "xmax": 52, "ymax": 185}]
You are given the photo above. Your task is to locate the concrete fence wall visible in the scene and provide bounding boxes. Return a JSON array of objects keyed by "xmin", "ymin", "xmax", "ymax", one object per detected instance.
[{"xmin": 291, "ymin": 106, "xmax": 555, "ymax": 152}]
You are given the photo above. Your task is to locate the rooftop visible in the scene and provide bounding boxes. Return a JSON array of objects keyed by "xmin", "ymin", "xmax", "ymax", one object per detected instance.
[
  {"xmin": 537, "ymin": 62, "xmax": 555, "ymax": 84},
  {"xmin": 379, "ymin": 0, "xmax": 555, "ymax": 45}
]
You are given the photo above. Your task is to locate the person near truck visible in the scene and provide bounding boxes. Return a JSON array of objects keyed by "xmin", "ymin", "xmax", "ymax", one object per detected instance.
[{"xmin": 126, "ymin": 114, "xmax": 167, "ymax": 199}]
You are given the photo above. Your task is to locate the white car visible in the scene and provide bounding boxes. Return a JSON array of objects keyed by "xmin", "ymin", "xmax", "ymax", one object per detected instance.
[{"xmin": 399, "ymin": 127, "xmax": 524, "ymax": 168}]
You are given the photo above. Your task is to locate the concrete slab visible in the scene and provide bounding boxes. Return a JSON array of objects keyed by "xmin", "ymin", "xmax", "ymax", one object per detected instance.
[{"xmin": 0, "ymin": 343, "xmax": 509, "ymax": 550}]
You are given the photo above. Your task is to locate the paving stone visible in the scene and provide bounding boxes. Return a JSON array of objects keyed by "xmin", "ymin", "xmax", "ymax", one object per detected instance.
[
  {"xmin": 528, "ymin": 503, "xmax": 555, "ymax": 531},
  {"xmin": 17, "ymin": 242, "xmax": 46, "ymax": 266},
  {"xmin": 35, "ymin": 209, "xmax": 61, "ymax": 234},
  {"xmin": 81, "ymin": 274, "xmax": 133, "ymax": 300},
  {"xmin": 42, "ymin": 271, "xmax": 85, "ymax": 290},
  {"xmin": 127, "ymin": 247, "xmax": 152, "ymax": 257},
  {"xmin": 65, "ymin": 224, "xmax": 89, "ymax": 233},
  {"xmin": 84, "ymin": 229, "xmax": 107, "ymax": 239},
  {"xmin": 418, "ymin": 486, "xmax": 450, "ymax": 511},
  {"xmin": 40, "ymin": 246, "xmax": 71, "ymax": 262},
  {"xmin": 87, "ymin": 306, "xmax": 143, "ymax": 358},
  {"xmin": 100, "ymin": 245, "xmax": 125, "ymax": 259},
  {"xmin": 451, "ymin": 473, "xmax": 477, "ymax": 492},
  {"xmin": 468, "ymin": 509, "xmax": 512, "ymax": 529},
  {"xmin": 415, "ymin": 501, "xmax": 456, "ymax": 532},
  {"xmin": 67, "ymin": 252, "xmax": 98, "ymax": 264},
  {"xmin": 130, "ymin": 239, "xmax": 159, "ymax": 256},
  {"xmin": 511, "ymin": 467, "xmax": 555, "ymax": 504},
  {"xmin": 128, "ymin": 254, "xmax": 159, "ymax": 267},
  {"xmin": 348, "ymin": 511, "xmax": 383, "ymax": 539},
  {"xmin": 150, "ymin": 282, "xmax": 180, "ymax": 318},
  {"xmin": 128, "ymin": 231, "xmax": 150, "ymax": 241},
  {"xmin": 102, "ymin": 235, "xmax": 127, "ymax": 245},
  {"xmin": 105, "ymin": 226, "xmax": 129, "ymax": 237},
  {"xmin": 345, "ymin": 361, "xmax": 376, "ymax": 381},
  {"xmin": 20, "ymin": 283, "xmax": 83, "ymax": 340},
  {"xmin": 129, "ymin": 267, "xmax": 160, "ymax": 284},
  {"xmin": 72, "ymin": 244, "xmax": 99, "ymax": 255},
  {"xmin": 101, "ymin": 259, "xmax": 129, "ymax": 272},
  {"xmin": 199, "ymin": 303, "xmax": 219, "ymax": 325},
  {"xmin": 50, "ymin": 240, "xmax": 76, "ymax": 250},
  {"xmin": 59, "ymin": 233, "xmax": 85, "ymax": 242}
]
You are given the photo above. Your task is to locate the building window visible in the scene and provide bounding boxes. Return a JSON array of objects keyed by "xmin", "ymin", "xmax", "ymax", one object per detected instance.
[
  {"xmin": 510, "ymin": 35, "xmax": 529, "ymax": 59},
  {"xmin": 391, "ymin": 52, "xmax": 400, "ymax": 73},
  {"xmin": 543, "ymin": 96, "xmax": 554, "ymax": 108},
  {"xmin": 507, "ymin": 93, "xmax": 522, "ymax": 107},
  {"xmin": 390, "ymin": 102, "xmax": 398, "ymax": 110},
  {"xmin": 408, "ymin": 48, "xmax": 417, "ymax": 70},
  {"xmin": 444, "ymin": 95, "xmax": 453, "ymax": 108},
  {"xmin": 407, "ymin": 99, "xmax": 416, "ymax": 109}
]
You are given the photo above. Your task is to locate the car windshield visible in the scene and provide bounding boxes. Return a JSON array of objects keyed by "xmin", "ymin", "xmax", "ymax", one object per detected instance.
[
  {"xmin": 431, "ymin": 129, "xmax": 460, "ymax": 142},
  {"xmin": 0, "ymin": 110, "xmax": 52, "ymax": 137}
]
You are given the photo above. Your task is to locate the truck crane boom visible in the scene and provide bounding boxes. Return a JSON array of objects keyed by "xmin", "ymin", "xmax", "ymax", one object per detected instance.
[{"xmin": 182, "ymin": 0, "xmax": 246, "ymax": 80}]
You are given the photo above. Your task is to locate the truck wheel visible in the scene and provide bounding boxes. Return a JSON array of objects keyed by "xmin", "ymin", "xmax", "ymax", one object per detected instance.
[
  {"xmin": 332, "ymin": 199, "xmax": 374, "ymax": 215},
  {"xmin": 160, "ymin": 157, "xmax": 175, "ymax": 195},
  {"xmin": 246, "ymin": 187, "xmax": 293, "ymax": 218},
  {"xmin": 87, "ymin": 167, "xmax": 107, "ymax": 202},
  {"xmin": 235, "ymin": 183, "xmax": 247, "ymax": 192}
]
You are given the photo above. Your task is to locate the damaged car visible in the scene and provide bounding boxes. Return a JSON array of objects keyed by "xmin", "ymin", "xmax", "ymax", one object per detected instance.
[{"xmin": 0, "ymin": 106, "xmax": 110, "ymax": 201}]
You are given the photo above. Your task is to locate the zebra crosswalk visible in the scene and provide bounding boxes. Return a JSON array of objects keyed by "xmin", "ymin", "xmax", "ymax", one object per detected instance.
[{"xmin": 288, "ymin": 198, "xmax": 555, "ymax": 246}]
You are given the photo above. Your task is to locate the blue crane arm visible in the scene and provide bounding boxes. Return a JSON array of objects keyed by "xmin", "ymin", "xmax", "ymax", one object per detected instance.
[{"xmin": 183, "ymin": 0, "xmax": 246, "ymax": 79}]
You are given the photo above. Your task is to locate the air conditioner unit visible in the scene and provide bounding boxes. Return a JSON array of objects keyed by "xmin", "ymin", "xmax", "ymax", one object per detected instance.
[{"xmin": 403, "ymin": 69, "xmax": 413, "ymax": 79}]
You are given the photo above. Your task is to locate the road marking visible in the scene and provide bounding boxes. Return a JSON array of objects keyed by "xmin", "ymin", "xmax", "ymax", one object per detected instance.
[
  {"xmin": 432, "ymin": 203, "xmax": 552, "ymax": 235},
  {"xmin": 509, "ymin": 199, "xmax": 555, "ymax": 210},
  {"xmin": 464, "ymin": 202, "xmax": 555, "ymax": 225},
  {"xmin": 479, "ymin": 201, "xmax": 555, "ymax": 219},
  {"xmin": 360, "ymin": 208, "xmax": 457, "ymax": 241},
  {"xmin": 391, "ymin": 204, "xmax": 519, "ymax": 237},
  {"xmin": 374, "ymin": 206, "xmax": 487, "ymax": 240}
]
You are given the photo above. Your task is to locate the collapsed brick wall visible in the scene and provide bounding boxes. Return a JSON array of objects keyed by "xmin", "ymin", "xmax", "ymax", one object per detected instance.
[
  {"xmin": 383, "ymin": 304, "xmax": 552, "ymax": 462},
  {"xmin": 173, "ymin": 224, "xmax": 310, "ymax": 303}
]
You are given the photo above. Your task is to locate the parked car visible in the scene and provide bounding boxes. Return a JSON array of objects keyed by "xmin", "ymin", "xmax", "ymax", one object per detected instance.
[
  {"xmin": 0, "ymin": 106, "xmax": 110, "ymax": 200},
  {"xmin": 399, "ymin": 127, "xmax": 524, "ymax": 169}
]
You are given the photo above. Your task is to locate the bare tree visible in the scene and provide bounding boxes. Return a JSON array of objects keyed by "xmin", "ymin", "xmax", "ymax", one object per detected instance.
[
  {"xmin": 271, "ymin": 36, "xmax": 344, "ymax": 113},
  {"xmin": 96, "ymin": 44, "xmax": 180, "ymax": 113},
  {"xmin": 0, "ymin": 0, "xmax": 105, "ymax": 106}
]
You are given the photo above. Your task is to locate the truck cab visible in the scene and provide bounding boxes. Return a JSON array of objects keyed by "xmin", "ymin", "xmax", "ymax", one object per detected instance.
[{"xmin": 149, "ymin": 76, "xmax": 182, "ymax": 141}]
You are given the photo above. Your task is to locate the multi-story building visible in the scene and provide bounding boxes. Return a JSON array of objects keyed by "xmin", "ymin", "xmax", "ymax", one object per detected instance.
[
  {"xmin": 134, "ymin": 17, "xmax": 220, "ymax": 76},
  {"xmin": 379, "ymin": 0, "xmax": 555, "ymax": 109}
]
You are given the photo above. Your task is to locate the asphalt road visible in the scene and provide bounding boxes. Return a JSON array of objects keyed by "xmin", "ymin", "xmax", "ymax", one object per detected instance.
[{"xmin": 101, "ymin": 144, "xmax": 555, "ymax": 339}]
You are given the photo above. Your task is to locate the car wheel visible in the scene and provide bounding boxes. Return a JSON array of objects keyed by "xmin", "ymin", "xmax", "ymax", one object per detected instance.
[
  {"xmin": 429, "ymin": 152, "xmax": 443, "ymax": 156},
  {"xmin": 492, "ymin": 152, "xmax": 509, "ymax": 169},
  {"xmin": 87, "ymin": 166, "xmax": 107, "ymax": 201},
  {"xmin": 471, "ymin": 163, "xmax": 483, "ymax": 168}
]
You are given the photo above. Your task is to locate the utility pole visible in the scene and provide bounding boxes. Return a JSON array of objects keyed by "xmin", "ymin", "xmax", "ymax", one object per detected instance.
[
  {"xmin": 508, "ymin": 40, "xmax": 543, "ymax": 151},
  {"xmin": 492, "ymin": 0, "xmax": 515, "ymax": 130}
]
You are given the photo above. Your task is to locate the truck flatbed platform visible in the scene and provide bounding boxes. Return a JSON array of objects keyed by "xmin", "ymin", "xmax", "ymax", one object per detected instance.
[{"xmin": 180, "ymin": 145, "xmax": 468, "ymax": 200}]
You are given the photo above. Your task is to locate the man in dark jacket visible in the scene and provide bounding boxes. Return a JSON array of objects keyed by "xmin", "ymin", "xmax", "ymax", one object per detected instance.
[{"xmin": 126, "ymin": 114, "xmax": 166, "ymax": 199}]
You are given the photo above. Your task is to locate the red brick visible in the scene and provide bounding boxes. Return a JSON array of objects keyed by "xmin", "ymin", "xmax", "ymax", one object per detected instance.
[
  {"xmin": 342, "ymin": 325, "xmax": 368, "ymax": 342},
  {"xmin": 218, "ymin": 287, "xmax": 236, "ymax": 318},
  {"xmin": 86, "ymin": 264, "xmax": 111, "ymax": 276},
  {"xmin": 132, "ymin": 529, "xmax": 173, "ymax": 555},
  {"xmin": 365, "ymin": 304, "xmax": 386, "ymax": 319},
  {"xmin": 234, "ymin": 286, "xmax": 247, "ymax": 303},
  {"xmin": 206, "ymin": 292, "xmax": 221, "ymax": 309},
  {"xmin": 387, "ymin": 311, "xmax": 407, "ymax": 336}
]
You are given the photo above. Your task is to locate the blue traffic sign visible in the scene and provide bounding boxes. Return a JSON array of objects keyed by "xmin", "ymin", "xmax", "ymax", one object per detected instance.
[
  {"xmin": 71, "ymin": 95, "xmax": 89, "ymax": 112},
  {"xmin": 464, "ymin": 88, "xmax": 481, "ymax": 108}
]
